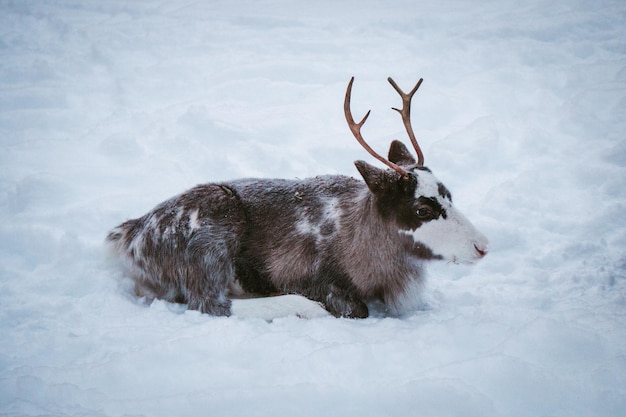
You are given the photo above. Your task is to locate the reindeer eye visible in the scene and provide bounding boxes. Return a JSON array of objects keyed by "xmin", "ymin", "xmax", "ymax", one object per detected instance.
[{"xmin": 416, "ymin": 206, "xmax": 434, "ymax": 219}]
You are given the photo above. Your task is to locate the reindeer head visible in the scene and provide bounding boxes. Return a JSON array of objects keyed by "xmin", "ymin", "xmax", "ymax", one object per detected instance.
[{"xmin": 345, "ymin": 77, "xmax": 489, "ymax": 264}]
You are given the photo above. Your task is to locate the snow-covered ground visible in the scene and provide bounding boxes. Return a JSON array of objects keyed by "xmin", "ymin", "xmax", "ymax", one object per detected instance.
[{"xmin": 1, "ymin": 0, "xmax": 625, "ymax": 415}]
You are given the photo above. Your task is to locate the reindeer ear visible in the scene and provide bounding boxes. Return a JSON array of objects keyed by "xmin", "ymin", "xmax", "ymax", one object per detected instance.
[
  {"xmin": 355, "ymin": 160, "xmax": 401, "ymax": 195},
  {"xmin": 388, "ymin": 140, "xmax": 416, "ymax": 166}
]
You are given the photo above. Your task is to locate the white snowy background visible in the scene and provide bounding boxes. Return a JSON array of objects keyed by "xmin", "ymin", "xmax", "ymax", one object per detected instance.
[{"xmin": 1, "ymin": 0, "xmax": 625, "ymax": 416}]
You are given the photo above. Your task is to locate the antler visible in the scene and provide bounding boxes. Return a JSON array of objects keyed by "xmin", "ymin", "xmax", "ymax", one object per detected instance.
[
  {"xmin": 387, "ymin": 77, "xmax": 424, "ymax": 166},
  {"xmin": 344, "ymin": 77, "xmax": 409, "ymax": 177}
]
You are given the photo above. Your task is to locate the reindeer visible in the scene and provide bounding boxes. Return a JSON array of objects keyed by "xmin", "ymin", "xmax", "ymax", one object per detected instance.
[{"xmin": 107, "ymin": 77, "xmax": 488, "ymax": 318}]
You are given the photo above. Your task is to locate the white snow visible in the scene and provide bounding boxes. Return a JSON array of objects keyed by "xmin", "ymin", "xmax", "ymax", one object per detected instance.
[{"xmin": 1, "ymin": 0, "xmax": 625, "ymax": 416}]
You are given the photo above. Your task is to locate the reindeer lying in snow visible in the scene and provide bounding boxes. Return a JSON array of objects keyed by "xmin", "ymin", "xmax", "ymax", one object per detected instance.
[{"xmin": 107, "ymin": 77, "xmax": 488, "ymax": 318}]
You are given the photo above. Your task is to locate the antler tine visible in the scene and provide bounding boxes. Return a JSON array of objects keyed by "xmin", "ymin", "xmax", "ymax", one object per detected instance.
[
  {"xmin": 344, "ymin": 77, "xmax": 409, "ymax": 177},
  {"xmin": 387, "ymin": 77, "xmax": 424, "ymax": 166}
]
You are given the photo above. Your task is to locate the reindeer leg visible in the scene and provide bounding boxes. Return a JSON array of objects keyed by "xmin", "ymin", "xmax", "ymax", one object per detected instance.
[
  {"xmin": 183, "ymin": 226, "xmax": 240, "ymax": 316},
  {"xmin": 321, "ymin": 283, "xmax": 369, "ymax": 319},
  {"xmin": 301, "ymin": 265, "xmax": 369, "ymax": 319},
  {"xmin": 182, "ymin": 259, "xmax": 231, "ymax": 316}
]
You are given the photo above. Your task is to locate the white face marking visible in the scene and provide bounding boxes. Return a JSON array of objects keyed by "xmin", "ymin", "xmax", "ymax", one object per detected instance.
[
  {"xmin": 400, "ymin": 170, "xmax": 489, "ymax": 264},
  {"xmin": 414, "ymin": 171, "xmax": 441, "ymax": 200}
]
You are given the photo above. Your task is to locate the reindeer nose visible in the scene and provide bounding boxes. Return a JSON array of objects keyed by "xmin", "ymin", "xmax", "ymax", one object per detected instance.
[{"xmin": 474, "ymin": 243, "xmax": 488, "ymax": 258}]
